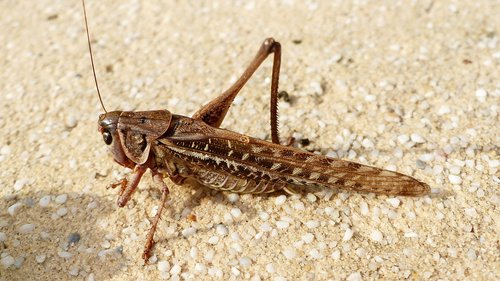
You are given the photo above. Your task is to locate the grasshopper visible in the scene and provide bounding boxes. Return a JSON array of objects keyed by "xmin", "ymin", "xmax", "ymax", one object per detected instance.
[{"xmin": 82, "ymin": 0, "xmax": 430, "ymax": 262}]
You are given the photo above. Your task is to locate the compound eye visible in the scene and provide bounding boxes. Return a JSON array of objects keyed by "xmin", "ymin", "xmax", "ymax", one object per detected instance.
[{"xmin": 102, "ymin": 131, "xmax": 112, "ymax": 145}]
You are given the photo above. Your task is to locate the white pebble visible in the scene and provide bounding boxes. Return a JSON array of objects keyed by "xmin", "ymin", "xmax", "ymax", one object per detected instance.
[
  {"xmin": 207, "ymin": 235, "xmax": 219, "ymax": 245},
  {"xmin": 410, "ymin": 133, "xmax": 425, "ymax": 143},
  {"xmin": 274, "ymin": 276, "xmax": 287, "ymax": 281},
  {"xmin": 437, "ymin": 105, "xmax": 450, "ymax": 115},
  {"xmin": 467, "ymin": 249, "xmax": 477, "ymax": 260},
  {"xmin": 275, "ymin": 195, "xmax": 287, "ymax": 205},
  {"xmin": 58, "ymin": 251, "xmax": 73, "ymax": 259},
  {"xmin": 7, "ymin": 202, "xmax": 23, "ymax": 216},
  {"xmin": 331, "ymin": 250, "xmax": 341, "ymax": 260},
  {"xmin": 260, "ymin": 222, "xmax": 272, "ymax": 232},
  {"xmin": 386, "ymin": 198, "xmax": 400, "ymax": 208},
  {"xmin": 194, "ymin": 263, "xmax": 206, "ymax": 273},
  {"xmin": 56, "ymin": 208, "xmax": 68, "ymax": 217},
  {"xmin": 35, "ymin": 254, "xmax": 46, "ymax": 264},
  {"xmin": 305, "ymin": 220, "xmax": 319, "ymax": 229},
  {"xmin": 182, "ymin": 227, "xmax": 196, "ymax": 238},
  {"xmin": 306, "ymin": 193, "xmax": 317, "ymax": 203},
  {"xmin": 0, "ymin": 232, "xmax": 6, "ymax": 242},
  {"xmin": 39, "ymin": 196, "xmax": 51, "ymax": 207},
  {"xmin": 1, "ymin": 255, "xmax": 15, "ymax": 268},
  {"xmin": 18, "ymin": 224, "xmax": 35, "ymax": 234},
  {"xmin": 231, "ymin": 267, "xmax": 241, "ymax": 276},
  {"xmin": 464, "ymin": 207, "xmax": 477, "ymax": 218},
  {"xmin": 276, "ymin": 220, "xmax": 289, "ymax": 229},
  {"xmin": 259, "ymin": 212, "xmax": 269, "ymax": 221},
  {"xmin": 361, "ymin": 138, "xmax": 374, "ymax": 149},
  {"xmin": 370, "ymin": 229, "xmax": 383, "ymax": 242},
  {"xmin": 448, "ymin": 175, "xmax": 462, "ymax": 184},
  {"xmin": 309, "ymin": 248, "xmax": 322, "ymax": 259},
  {"xmin": 0, "ymin": 145, "xmax": 11, "ymax": 155},
  {"xmin": 204, "ymin": 249, "xmax": 215, "ymax": 262},
  {"xmin": 227, "ymin": 193, "xmax": 239, "ymax": 203},
  {"xmin": 263, "ymin": 263, "xmax": 274, "ymax": 274},
  {"xmin": 230, "ymin": 208, "xmax": 242, "ymax": 218},
  {"xmin": 475, "ymin": 88, "xmax": 487, "ymax": 101},
  {"xmin": 158, "ymin": 261, "xmax": 170, "ymax": 272},
  {"xmin": 293, "ymin": 201, "xmax": 305, "ymax": 211},
  {"xmin": 302, "ymin": 233, "xmax": 314, "ymax": 244},
  {"xmin": 55, "ymin": 194, "xmax": 68, "ymax": 204},
  {"xmin": 216, "ymin": 224, "xmax": 228, "ymax": 236},
  {"xmin": 65, "ymin": 115, "xmax": 78, "ymax": 128},
  {"xmin": 343, "ymin": 228, "xmax": 353, "ymax": 241},
  {"xmin": 360, "ymin": 201, "xmax": 369, "ymax": 215},
  {"xmin": 397, "ymin": 134, "xmax": 410, "ymax": 144},
  {"xmin": 14, "ymin": 178, "xmax": 30, "ymax": 191},
  {"xmin": 239, "ymin": 256, "xmax": 252, "ymax": 267},
  {"xmin": 347, "ymin": 272, "xmax": 362, "ymax": 281},
  {"xmin": 170, "ymin": 264, "xmax": 181, "ymax": 275},
  {"xmin": 283, "ymin": 247, "xmax": 296, "ymax": 259}
]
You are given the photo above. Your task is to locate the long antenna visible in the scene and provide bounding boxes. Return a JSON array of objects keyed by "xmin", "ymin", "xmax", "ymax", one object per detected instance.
[{"xmin": 82, "ymin": 0, "xmax": 107, "ymax": 113}]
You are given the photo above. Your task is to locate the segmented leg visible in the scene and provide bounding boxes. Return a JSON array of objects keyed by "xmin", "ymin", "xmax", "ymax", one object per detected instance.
[
  {"xmin": 116, "ymin": 165, "xmax": 147, "ymax": 207},
  {"xmin": 143, "ymin": 171, "xmax": 170, "ymax": 263},
  {"xmin": 192, "ymin": 38, "xmax": 282, "ymax": 144}
]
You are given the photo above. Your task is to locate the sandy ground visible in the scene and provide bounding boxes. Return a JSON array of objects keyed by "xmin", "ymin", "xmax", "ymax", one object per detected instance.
[{"xmin": 1, "ymin": 0, "xmax": 499, "ymax": 280}]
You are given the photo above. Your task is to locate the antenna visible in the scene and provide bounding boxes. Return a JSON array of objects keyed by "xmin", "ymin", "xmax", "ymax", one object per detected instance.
[{"xmin": 82, "ymin": 0, "xmax": 107, "ymax": 113}]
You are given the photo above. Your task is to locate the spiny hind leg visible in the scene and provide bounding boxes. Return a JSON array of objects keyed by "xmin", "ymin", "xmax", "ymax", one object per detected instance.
[{"xmin": 192, "ymin": 38, "xmax": 283, "ymax": 144}]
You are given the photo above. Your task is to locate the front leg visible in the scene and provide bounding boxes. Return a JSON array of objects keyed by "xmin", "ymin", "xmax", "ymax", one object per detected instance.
[
  {"xmin": 192, "ymin": 38, "xmax": 283, "ymax": 144},
  {"xmin": 116, "ymin": 165, "xmax": 147, "ymax": 207}
]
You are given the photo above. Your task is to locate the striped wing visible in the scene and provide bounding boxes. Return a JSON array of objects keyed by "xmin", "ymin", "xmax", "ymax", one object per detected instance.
[{"xmin": 159, "ymin": 129, "xmax": 429, "ymax": 196}]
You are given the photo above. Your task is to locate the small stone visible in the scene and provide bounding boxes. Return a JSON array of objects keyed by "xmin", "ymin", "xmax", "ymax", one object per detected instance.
[
  {"xmin": 170, "ymin": 264, "xmax": 181, "ymax": 275},
  {"xmin": 448, "ymin": 175, "xmax": 462, "ymax": 184},
  {"xmin": 207, "ymin": 235, "xmax": 219, "ymax": 245},
  {"xmin": 306, "ymin": 193, "xmax": 317, "ymax": 203},
  {"xmin": 259, "ymin": 212, "xmax": 269, "ymax": 221},
  {"xmin": 410, "ymin": 133, "xmax": 425, "ymax": 143},
  {"xmin": 68, "ymin": 232, "xmax": 81, "ymax": 245},
  {"xmin": 39, "ymin": 196, "xmax": 51, "ymax": 207},
  {"xmin": 14, "ymin": 179, "xmax": 30, "ymax": 191},
  {"xmin": 158, "ymin": 261, "xmax": 170, "ymax": 272},
  {"xmin": 182, "ymin": 227, "xmax": 196, "ymax": 238},
  {"xmin": 302, "ymin": 233, "xmax": 314, "ymax": 244},
  {"xmin": 283, "ymin": 247, "xmax": 296, "ymax": 259},
  {"xmin": 227, "ymin": 193, "xmax": 239, "ymax": 203},
  {"xmin": 331, "ymin": 250, "xmax": 341, "ymax": 260},
  {"xmin": 266, "ymin": 263, "xmax": 276, "ymax": 273},
  {"xmin": 230, "ymin": 208, "xmax": 242, "ymax": 218},
  {"xmin": 1, "ymin": 255, "xmax": 15, "ymax": 268},
  {"xmin": 56, "ymin": 208, "xmax": 68, "ymax": 217},
  {"xmin": 370, "ymin": 229, "xmax": 383, "ymax": 242},
  {"xmin": 386, "ymin": 198, "xmax": 400, "ymax": 208},
  {"xmin": 343, "ymin": 228, "xmax": 353, "ymax": 241},
  {"xmin": 35, "ymin": 254, "xmax": 46, "ymax": 264},
  {"xmin": 216, "ymin": 224, "xmax": 228, "ymax": 236},
  {"xmin": 275, "ymin": 195, "xmax": 287, "ymax": 205},
  {"xmin": 8, "ymin": 202, "xmax": 23, "ymax": 216},
  {"xmin": 0, "ymin": 145, "xmax": 11, "ymax": 155},
  {"xmin": 18, "ymin": 224, "xmax": 35, "ymax": 234},
  {"xmin": 309, "ymin": 248, "xmax": 322, "ymax": 259},
  {"xmin": 0, "ymin": 232, "xmax": 6, "ymax": 242},
  {"xmin": 475, "ymin": 88, "xmax": 487, "ymax": 101},
  {"xmin": 305, "ymin": 220, "xmax": 319, "ymax": 229},
  {"xmin": 58, "ymin": 251, "xmax": 73, "ymax": 259},
  {"xmin": 65, "ymin": 115, "xmax": 78, "ymax": 128},
  {"xmin": 239, "ymin": 256, "xmax": 252, "ymax": 267},
  {"xmin": 55, "ymin": 194, "xmax": 68, "ymax": 204},
  {"xmin": 464, "ymin": 208, "xmax": 477, "ymax": 218},
  {"xmin": 347, "ymin": 271, "xmax": 362, "ymax": 281},
  {"xmin": 467, "ymin": 249, "xmax": 477, "ymax": 260},
  {"xmin": 276, "ymin": 221, "xmax": 289, "ymax": 229},
  {"xmin": 397, "ymin": 134, "xmax": 410, "ymax": 144}
]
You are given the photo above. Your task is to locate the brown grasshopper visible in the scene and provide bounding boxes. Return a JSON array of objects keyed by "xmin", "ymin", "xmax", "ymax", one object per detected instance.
[{"xmin": 82, "ymin": 0, "xmax": 430, "ymax": 262}]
